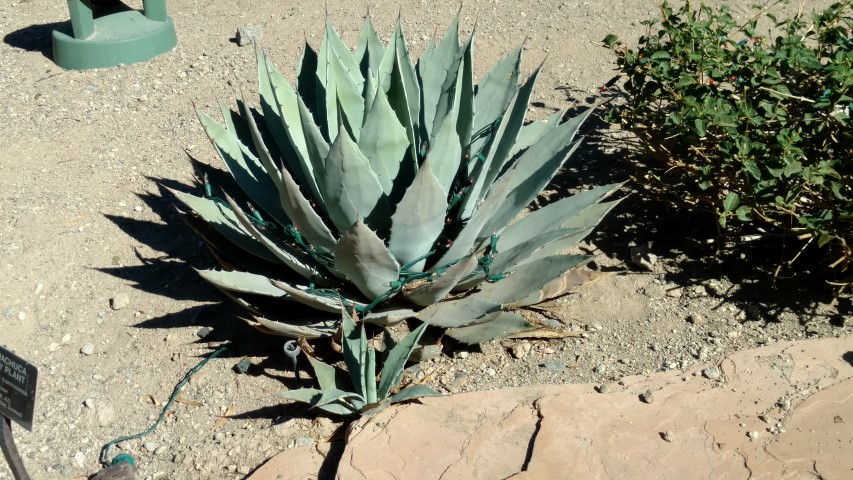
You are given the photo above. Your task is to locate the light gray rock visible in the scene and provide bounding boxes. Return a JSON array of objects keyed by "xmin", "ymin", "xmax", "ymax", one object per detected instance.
[{"xmin": 237, "ymin": 26, "xmax": 263, "ymax": 46}]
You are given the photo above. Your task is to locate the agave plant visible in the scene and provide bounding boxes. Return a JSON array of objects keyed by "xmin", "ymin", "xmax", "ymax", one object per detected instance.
[
  {"xmin": 174, "ymin": 14, "xmax": 621, "ymax": 343},
  {"xmin": 278, "ymin": 309, "xmax": 440, "ymax": 416}
]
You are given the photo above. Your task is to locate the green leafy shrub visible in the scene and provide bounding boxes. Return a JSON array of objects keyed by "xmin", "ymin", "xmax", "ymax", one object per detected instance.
[
  {"xmin": 604, "ymin": 1, "xmax": 853, "ymax": 271},
  {"xmin": 174, "ymin": 15, "xmax": 620, "ymax": 344}
]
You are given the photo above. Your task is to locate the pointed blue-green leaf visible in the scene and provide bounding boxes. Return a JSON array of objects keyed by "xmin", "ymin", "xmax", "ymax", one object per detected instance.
[
  {"xmin": 218, "ymin": 100, "xmax": 237, "ymax": 133},
  {"xmin": 478, "ymin": 137, "xmax": 585, "ymax": 239},
  {"xmin": 296, "ymin": 41, "xmax": 323, "ymax": 130},
  {"xmin": 428, "ymin": 100, "xmax": 462, "ymax": 195},
  {"xmin": 445, "ymin": 311, "xmax": 534, "ymax": 344},
  {"xmin": 362, "ymin": 68, "xmax": 378, "ymax": 118},
  {"xmin": 318, "ymin": 20, "xmax": 366, "ymax": 142},
  {"xmin": 507, "ymin": 109, "xmax": 566, "ymax": 161},
  {"xmin": 359, "ymin": 87, "xmax": 409, "ymax": 196},
  {"xmin": 341, "ymin": 308, "xmax": 367, "ymax": 399},
  {"xmin": 491, "ymin": 228, "xmax": 589, "ymax": 273},
  {"xmin": 390, "ymin": 384, "xmax": 442, "ymax": 404},
  {"xmin": 416, "ymin": 297, "xmax": 500, "ymax": 328},
  {"xmin": 457, "ymin": 31, "xmax": 475, "ymax": 150},
  {"xmin": 172, "ymin": 190, "xmax": 278, "ymax": 263},
  {"xmin": 197, "ymin": 269, "xmax": 286, "ymax": 299},
  {"xmin": 277, "ymin": 388, "xmax": 357, "ymax": 416},
  {"xmin": 270, "ymin": 279, "xmax": 366, "ymax": 313},
  {"xmin": 196, "ymin": 110, "xmax": 290, "ymax": 227},
  {"xmin": 405, "ymin": 254, "xmax": 477, "ymax": 306},
  {"xmin": 240, "ymin": 100, "xmax": 282, "ymax": 185},
  {"xmin": 433, "ymin": 169, "xmax": 517, "ymax": 268},
  {"xmin": 297, "ymin": 94, "xmax": 330, "ymax": 181},
  {"xmin": 355, "ymin": 17, "xmax": 385, "ymax": 80},
  {"xmin": 377, "ymin": 321, "xmax": 429, "ymax": 399},
  {"xmin": 472, "ymin": 254, "xmax": 589, "ymax": 307},
  {"xmin": 362, "ymin": 307, "xmax": 416, "ymax": 326},
  {"xmin": 222, "ymin": 193, "xmax": 331, "ymax": 283},
  {"xmin": 314, "ymin": 388, "xmax": 364, "ymax": 409},
  {"xmin": 561, "ymin": 199, "xmax": 621, "ymax": 230},
  {"xmin": 263, "ymin": 55, "xmax": 325, "ymax": 203},
  {"xmin": 365, "ymin": 346, "xmax": 377, "ymax": 404},
  {"xmin": 255, "ymin": 316, "xmax": 338, "ymax": 339},
  {"xmin": 324, "ymin": 129, "xmax": 390, "ymax": 235},
  {"xmin": 335, "ymin": 220, "xmax": 401, "ymax": 299},
  {"xmin": 389, "ymin": 159, "xmax": 447, "ymax": 271},
  {"xmin": 379, "ymin": 18, "xmax": 420, "ymax": 151},
  {"xmin": 478, "ymin": 63, "xmax": 544, "ymax": 200},
  {"xmin": 418, "ymin": 15, "xmax": 460, "ymax": 139},
  {"xmin": 470, "ymin": 45, "xmax": 522, "ymax": 156},
  {"xmin": 306, "ymin": 354, "xmax": 343, "ymax": 391},
  {"xmin": 500, "ymin": 183, "xmax": 622, "ymax": 250},
  {"xmin": 275, "ymin": 163, "xmax": 337, "ymax": 251}
]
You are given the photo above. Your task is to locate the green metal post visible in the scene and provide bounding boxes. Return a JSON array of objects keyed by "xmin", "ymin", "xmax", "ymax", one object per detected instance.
[
  {"xmin": 142, "ymin": 0, "xmax": 168, "ymax": 22},
  {"xmin": 66, "ymin": 0, "xmax": 94, "ymax": 40}
]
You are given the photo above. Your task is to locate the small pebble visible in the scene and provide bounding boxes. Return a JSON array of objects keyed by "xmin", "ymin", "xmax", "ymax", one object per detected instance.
[
  {"xmin": 143, "ymin": 442, "xmax": 159, "ymax": 453},
  {"xmin": 597, "ymin": 382, "xmax": 617, "ymax": 394},
  {"xmin": 153, "ymin": 445, "xmax": 168, "ymax": 456},
  {"xmin": 236, "ymin": 25, "xmax": 263, "ymax": 46},
  {"xmin": 702, "ymin": 366, "xmax": 722, "ymax": 381},
  {"xmin": 97, "ymin": 404, "xmax": 116, "ymax": 427},
  {"xmin": 17, "ymin": 311, "xmax": 26, "ymax": 320},
  {"xmin": 81, "ymin": 343, "xmax": 95, "ymax": 356},
  {"xmin": 197, "ymin": 326, "xmax": 213, "ymax": 339},
  {"xmin": 84, "ymin": 398, "xmax": 95, "ymax": 408},
  {"xmin": 485, "ymin": 368, "xmax": 496, "ymax": 377},
  {"xmin": 661, "ymin": 430, "xmax": 674, "ymax": 442},
  {"xmin": 456, "ymin": 351, "xmax": 469, "ymax": 359},
  {"xmin": 540, "ymin": 361, "xmax": 565, "ymax": 372},
  {"xmin": 511, "ymin": 341, "xmax": 532, "ymax": 359},
  {"xmin": 666, "ymin": 287, "xmax": 683, "ymax": 298},
  {"xmin": 110, "ymin": 293, "xmax": 130, "ymax": 310},
  {"xmin": 747, "ymin": 430, "xmax": 759, "ymax": 440},
  {"xmin": 687, "ymin": 313, "xmax": 704, "ymax": 325},
  {"xmin": 593, "ymin": 363, "xmax": 606, "ymax": 374},
  {"xmin": 640, "ymin": 390, "xmax": 655, "ymax": 404}
]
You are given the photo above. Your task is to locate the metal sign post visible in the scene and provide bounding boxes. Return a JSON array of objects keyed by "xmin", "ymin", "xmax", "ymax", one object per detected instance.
[{"xmin": 0, "ymin": 345, "xmax": 38, "ymax": 480}]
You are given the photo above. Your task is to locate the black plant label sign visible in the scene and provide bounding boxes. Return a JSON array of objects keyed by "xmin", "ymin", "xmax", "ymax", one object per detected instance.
[{"xmin": 0, "ymin": 345, "xmax": 38, "ymax": 431}]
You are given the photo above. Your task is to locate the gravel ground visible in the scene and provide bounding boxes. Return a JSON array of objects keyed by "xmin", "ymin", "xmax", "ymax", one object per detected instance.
[{"xmin": 1, "ymin": 1, "xmax": 848, "ymax": 479}]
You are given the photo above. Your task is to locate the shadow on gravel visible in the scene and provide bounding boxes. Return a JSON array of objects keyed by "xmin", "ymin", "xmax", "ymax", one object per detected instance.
[
  {"xmin": 3, "ymin": 22, "xmax": 61, "ymax": 58},
  {"xmin": 545, "ymin": 88, "xmax": 850, "ymax": 323}
]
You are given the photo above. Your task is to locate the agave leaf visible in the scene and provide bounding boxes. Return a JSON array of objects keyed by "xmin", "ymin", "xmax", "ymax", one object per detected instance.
[
  {"xmin": 418, "ymin": 15, "xmax": 460, "ymax": 140},
  {"xmin": 255, "ymin": 316, "xmax": 338, "ymax": 338},
  {"xmin": 172, "ymin": 190, "xmax": 278, "ymax": 263},
  {"xmin": 341, "ymin": 308, "xmax": 368, "ymax": 400},
  {"xmin": 196, "ymin": 110, "xmax": 290, "ymax": 227},
  {"xmin": 324, "ymin": 129, "xmax": 391, "ymax": 235},
  {"xmin": 561, "ymin": 199, "xmax": 622, "ymax": 230},
  {"xmin": 469, "ymin": 45, "xmax": 522, "ymax": 159},
  {"xmin": 478, "ymin": 141, "xmax": 582, "ymax": 239},
  {"xmin": 507, "ymin": 108, "xmax": 566, "ymax": 161},
  {"xmin": 359, "ymin": 398, "xmax": 392, "ymax": 416},
  {"xmin": 390, "ymin": 384, "xmax": 442, "ymax": 404},
  {"xmin": 365, "ymin": 346, "xmax": 378, "ymax": 404},
  {"xmin": 197, "ymin": 269, "xmax": 286, "ymax": 298},
  {"xmin": 305, "ymin": 354, "xmax": 344, "ymax": 391},
  {"xmin": 500, "ymin": 183, "xmax": 622, "ymax": 250},
  {"xmin": 362, "ymin": 67, "xmax": 378, "ymax": 118},
  {"xmin": 427, "ymin": 95, "xmax": 462, "ymax": 196},
  {"xmin": 362, "ymin": 307, "xmax": 416, "ymax": 326},
  {"xmin": 445, "ymin": 311, "xmax": 534, "ymax": 344},
  {"xmin": 296, "ymin": 41, "xmax": 322, "ymax": 128},
  {"xmin": 275, "ymin": 163, "xmax": 338, "ymax": 251},
  {"xmin": 491, "ymin": 228, "xmax": 590, "ymax": 273},
  {"xmin": 277, "ymin": 388, "xmax": 358, "ymax": 416},
  {"xmin": 240, "ymin": 100, "xmax": 282, "ymax": 185},
  {"xmin": 318, "ymin": 20, "xmax": 366, "ymax": 142},
  {"xmin": 297, "ymin": 95, "xmax": 331, "ymax": 182},
  {"xmin": 358, "ymin": 87, "xmax": 409, "ymax": 196},
  {"xmin": 354, "ymin": 17, "xmax": 385, "ymax": 80},
  {"xmin": 477, "ymin": 63, "xmax": 543, "ymax": 201},
  {"xmin": 379, "ymin": 18, "xmax": 420, "ymax": 152},
  {"xmin": 389, "ymin": 159, "xmax": 447, "ymax": 271},
  {"xmin": 405, "ymin": 254, "xmax": 477, "ymax": 306},
  {"xmin": 456, "ymin": 32, "xmax": 475, "ymax": 150},
  {"xmin": 472, "ymin": 254, "xmax": 590, "ymax": 307},
  {"xmin": 270, "ymin": 279, "xmax": 366, "ymax": 313},
  {"xmin": 257, "ymin": 47, "xmax": 300, "ymax": 174},
  {"xmin": 433, "ymin": 168, "xmax": 516, "ymax": 268},
  {"xmin": 515, "ymin": 269, "xmax": 612, "ymax": 306},
  {"xmin": 223, "ymin": 193, "xmax": 331, "ymax": 283},
  {"xmin": 335, "ymin": 219, "xmax": 401, "ymax": 300},
  {"xmin": 313, "ymin": 388, "xmax": 364, "ymax": 409},
  {"xmin": 416, "ymin": 297, "xmax": 501, "ymax": 328},
  {"xmin": 263, "ymin": 55, "xmax": 325, "ymax": 204},
  {"xmin": 377, "ymin": 321, "xmax": 429, "ymax": 399}
]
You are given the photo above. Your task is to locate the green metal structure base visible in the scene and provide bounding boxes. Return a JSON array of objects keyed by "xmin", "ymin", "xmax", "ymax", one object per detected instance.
[{"xmin": 52, "ymin": 1, "xmax": 177, "ymax": 71}]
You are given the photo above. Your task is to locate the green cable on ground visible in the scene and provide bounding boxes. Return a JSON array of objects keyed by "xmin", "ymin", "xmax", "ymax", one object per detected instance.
[{"xmin": 98, "ymin": 346, "xmax": 228, "ymax": 466}]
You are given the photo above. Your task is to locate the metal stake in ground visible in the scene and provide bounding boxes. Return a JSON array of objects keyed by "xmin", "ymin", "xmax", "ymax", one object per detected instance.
[{"xmin": 1, "ymin": 416, "xmax": 30, "ymax": 480}]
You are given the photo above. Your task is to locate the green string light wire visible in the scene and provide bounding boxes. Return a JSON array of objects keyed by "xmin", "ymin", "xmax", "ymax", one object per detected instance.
[{"xmin": 98, "ymin": 346, "xmax": 228, "ymax": 467}]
